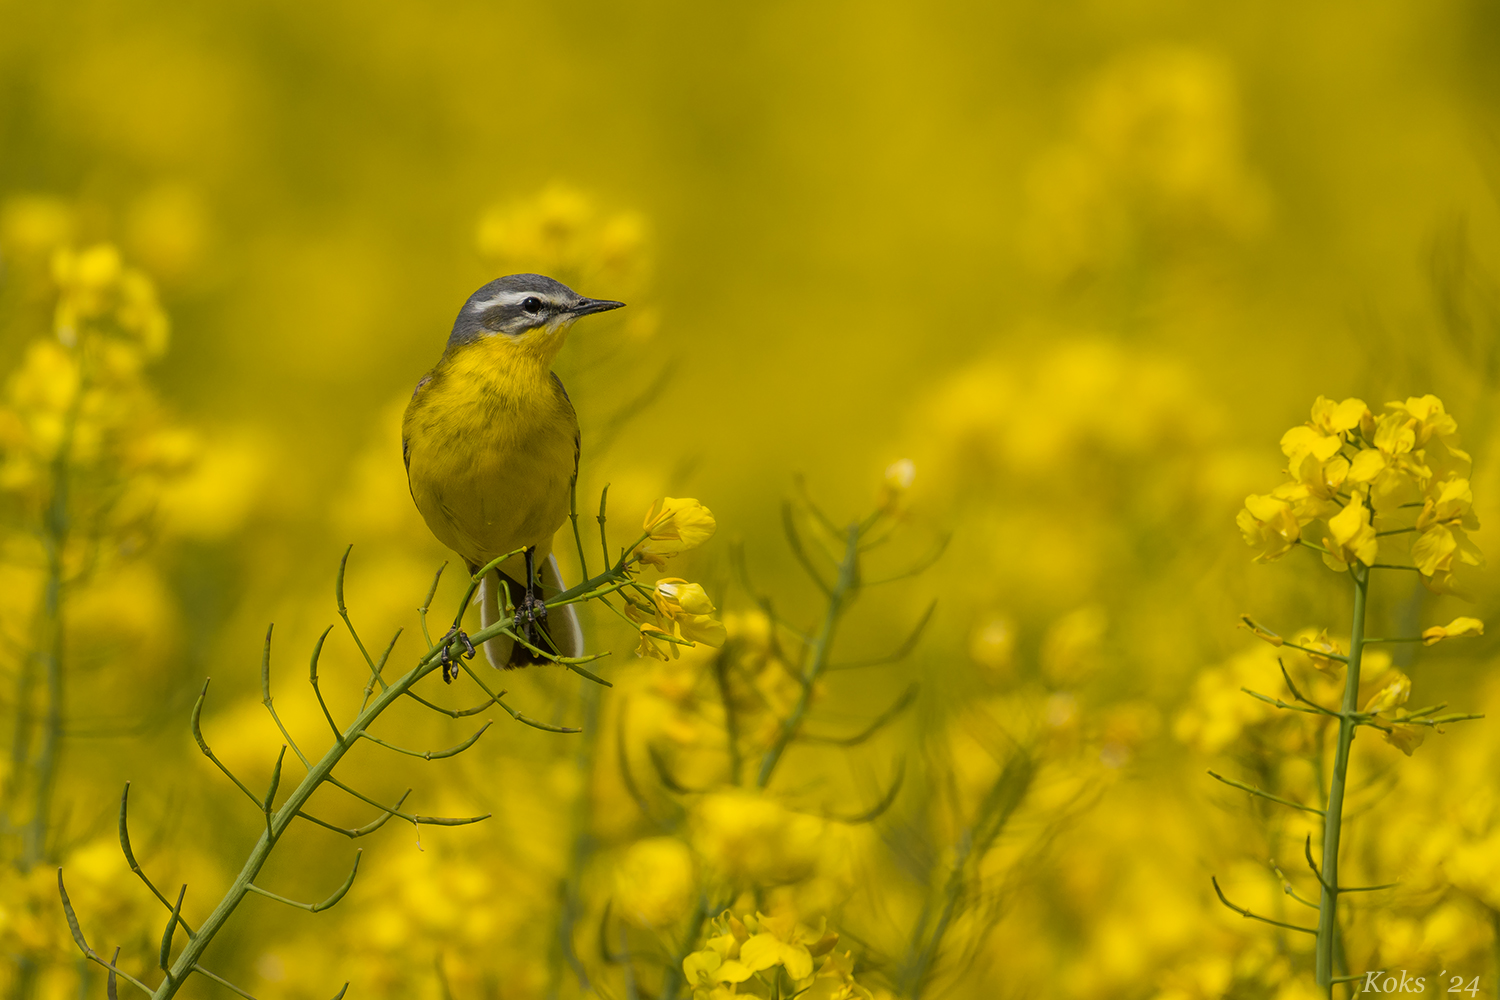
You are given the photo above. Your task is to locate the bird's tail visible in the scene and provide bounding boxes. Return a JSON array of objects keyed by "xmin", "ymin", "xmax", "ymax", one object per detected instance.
[{"xmin": 478, "ymin": 553, "xmax": 583, "ymax": 669}]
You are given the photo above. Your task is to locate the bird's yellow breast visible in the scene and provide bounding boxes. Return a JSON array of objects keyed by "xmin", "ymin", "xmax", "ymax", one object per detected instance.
[{"xmin": 402, "ymin": 335, "xmax": 578, "ymax": 572}]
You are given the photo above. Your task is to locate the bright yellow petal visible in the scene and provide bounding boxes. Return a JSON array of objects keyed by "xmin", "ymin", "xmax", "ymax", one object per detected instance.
[
  {"xmin": 1362, "ymin": 671, "xmax": 1411, "ymax": 715},
  {"xmin": 1331, "ymin": 398, "xmax": 1370, "ymax": 431},
  {"xmin": 1348, "ymin": 449, "xmax": 1385, "ymax": 483},
  {"xmin": 1412, "ymin": 525, "xmax": 1457, "ymax": 576}
]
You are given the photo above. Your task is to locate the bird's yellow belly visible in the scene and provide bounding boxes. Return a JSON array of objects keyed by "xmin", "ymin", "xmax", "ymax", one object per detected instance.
[{"xmin": 405, "ymin": 392, "xmax": 575, "ymax": 571}]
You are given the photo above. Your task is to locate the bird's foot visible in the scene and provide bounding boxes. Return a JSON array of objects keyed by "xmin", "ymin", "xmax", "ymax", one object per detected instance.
[
  {"xmin": 513, "ymin": 592, "xmax": 550, "ymax": 655},
  {"xmin": 438, "ymin": 626, "xmax": 476, "ymax": 683}
]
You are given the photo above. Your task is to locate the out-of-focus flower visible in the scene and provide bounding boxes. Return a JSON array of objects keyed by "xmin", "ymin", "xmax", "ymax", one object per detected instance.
[
  {"xmin": 1, "ymin": 194, "xmax": 74, "ymax": 256},
  {"xmin": 1040, "ymin": 605, "xmax": 1106, "ymax": 686},
  {"xmin": 614, "ymin": 837, "xmax": 696, "ymax": 928},
  {"xmin": 802, "ymin": 949, "xmax": 876, "ymax": 1000},
  {"xmin": 477, "ymin": 183, "xmax": 650, "ymax": 295},
  {"xmin": 885, "ymin": 458, "xmax": 916, "ymax": 491},
  {"xmin": 1421, "ymin": 617, "xmax": 1484, "ymax": 646},
  {"xmin": 51, "ymin": 244, "xmax": 169, "ymax": 356},
  {"xmin": 970, "ymin": 613, "xmax": 1017, "ymax": 680},
  {"xmin": 634, "ymin": 497, "xmax": 717, "ymax": 568},
  {"xmin": 1019, "ymin": 46, "xmax": 1270, "ymax": 279},
  {"xmin": 879, "ymin": 457, "xmax": 916, "ymax": 510},
  {"xmin": 691, "ymin": 790, "xmax": 823, "ymax": 886}
]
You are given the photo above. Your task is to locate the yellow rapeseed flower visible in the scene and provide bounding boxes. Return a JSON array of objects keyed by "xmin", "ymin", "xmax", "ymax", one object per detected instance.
[
  {"xmin": 1411, "ymin": 521, "xmax": 1484, "ymax": 599},
  {"xmin": 654, "ymin": 578, "xmax": 728, "ymax": 647},
  {"xmin": 1299, "ymin": 628, "xmax": 1344, "ymax": 675},
  {"xmin": 1416, "ymin": 476, "xmax": 1478, "ymax": 532},
  {"xmin": 635, "ymin": 497, "xmax": 717, "ymax": 568},
  {"xmin": 1382, "ymin": 721, "xmax": 1427, "ymax": 756},
  {"xmin": 1238, "ymin": 614, "xmax": 1283, "ymax": 646},
  {"xmin": 802, "ymin": 950, "xmax": 876, "ymax": 1000},
  {"xmin": 1420, "ymin": 617, "xmax": 1484, "ymax": 645},
  {"xmin": 1236, "ymin": 492, "xmax": 1302, "ymax": 561},
  {"xmin": 1321, "ymin": 493, "xmax": 1378, "ymax": 571},
  {"xmin": 636, "ymin": 622, "xmax": 678, "ymax": 660},
  {"xmin": 1308, "ymin": 395, "xmax": 1374, "ymax": 438},
  {"xmin": 1361, "ymin": 670, "xmax": 1411, "ymax": 715}
]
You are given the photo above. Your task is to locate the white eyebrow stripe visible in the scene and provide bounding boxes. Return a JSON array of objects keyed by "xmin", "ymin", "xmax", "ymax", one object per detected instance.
[{"xmin": 470, "ymin": 290, "xmax": 551, "ymax": 311}]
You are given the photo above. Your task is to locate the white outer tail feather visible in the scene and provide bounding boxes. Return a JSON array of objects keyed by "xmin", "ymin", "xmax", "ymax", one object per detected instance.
[{"xmin": 477, "ymin": 553, "xmax": 583, "ymax": 669}]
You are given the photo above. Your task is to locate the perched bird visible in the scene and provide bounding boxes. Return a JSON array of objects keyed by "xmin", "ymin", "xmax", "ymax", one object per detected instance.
[{"xmin": 402, "ymin": 274, "xmax": 623, "ymax": 675}]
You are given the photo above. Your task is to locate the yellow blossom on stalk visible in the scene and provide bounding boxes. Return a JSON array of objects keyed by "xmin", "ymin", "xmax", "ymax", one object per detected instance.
[
  {"xmin": 1236, "ymin": 492, "xmax": 1302, "ymax": 561},
  {"xmin": 1308, "ymin": 395, "xmax": 1374, "ymax": 438},
  {"xmin": 627, "ymin": 577, "xmax": 727, "ymax": 657},
  {"xmin": 1320, "ymin": 493, "xmax": 1378, "ymax": 571},
  {"xmin": 802, "ymin": 950, "xmax": 876, "ymax": 1000},
  {"xmin": 1297, "ymin": 628, "xmax": 1344, "ymax": 675},
  {"xmin": 1421, "ymin": 617, "xmax": 1484, "ymax": 645},
  {"xmin": 636, "ymin": 622, "xmax": 678, "ymax": 660},
  {"xmin": 1279, "ymin": 428, "xmax": 1345, "ymax": 509},
  {"xmin": 682, "ymin": 910, "xmax": 848, "ymax": 994},
  {"xmin": 1361, "ymin": 670, "xmax": 1411, "ymax": 715},
  {"xmin": 1412, "ymin": 521, "xmax": 1484, "ymax": 599},
  {"xmin": 634, "ymin": 497, "xmax": 717, "ymax": 568},
  {"xmin": 1417, "ymin": 476, "xmax": 1478, "ymax": 532},
  {"xmin": 653, "ymin": 578, "xmax": 728, "ymax": 646},
  {"xmin": 1381, "ymin": 722, "xmax": 1427, "ymax": 756},
  {"xmin": 1348, "ymin": 396, "xmax": 1471, "ymax": 501},
  {"xmin": 1238, "ymin": 614, "xmax": 1283, "ymax": 646},
  {"xmin": 1389, "ymin": 395, "xmax": 1470, "ymax": 478}
]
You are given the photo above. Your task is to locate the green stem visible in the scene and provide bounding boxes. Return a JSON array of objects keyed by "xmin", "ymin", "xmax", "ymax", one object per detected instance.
[
  {"xmin": 1316, "ymin": 563, "xmax": 1369, "ymax": 993},
  {"xmin": 903, "ymin": 752, "xmax": 1034, "ymax": 997},
  {"xmin": 151, "ymin": 631, "xmax": 474, "ymax": 998},
  {"xmin": 22, "ymin": 383, "xmax": 81, "ymax": 871},
  {"xmin": 657, "ymin": 894, "xmax": 710, "ymax": 1000},
  {"xmin": 756, "ymin": 523, "xmax": 859, "ymax": 788}
]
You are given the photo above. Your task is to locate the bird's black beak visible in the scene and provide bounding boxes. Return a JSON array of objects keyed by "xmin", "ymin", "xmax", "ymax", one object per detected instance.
[{"xmin": 571, "ymin": 297, "xmax": 626, "ymax": 317}]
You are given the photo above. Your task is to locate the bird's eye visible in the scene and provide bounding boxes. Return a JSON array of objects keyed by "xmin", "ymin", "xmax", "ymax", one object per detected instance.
[{"xmin": 522, "ymin": 297, "xmax": 543, "ymax": 315}]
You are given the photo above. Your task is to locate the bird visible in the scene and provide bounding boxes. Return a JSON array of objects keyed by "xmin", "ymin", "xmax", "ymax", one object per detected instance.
[{"xmin": 402, "ymin": 273, "xmax": 624, "ymax": 676}]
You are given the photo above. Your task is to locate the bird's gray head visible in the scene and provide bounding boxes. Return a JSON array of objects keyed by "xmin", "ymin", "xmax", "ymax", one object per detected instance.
[{"xmin": 447, "ymin": 273, "xmax": 624, "ymax": 349}]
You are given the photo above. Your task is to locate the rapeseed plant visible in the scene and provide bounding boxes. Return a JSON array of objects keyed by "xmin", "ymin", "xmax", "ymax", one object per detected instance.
[{"xmin": 1221, "ymin": 396, "xmax": 1486, "ymax": 995}]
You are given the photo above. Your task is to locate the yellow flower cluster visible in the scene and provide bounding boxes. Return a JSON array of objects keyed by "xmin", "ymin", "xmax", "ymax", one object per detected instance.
[
  {"xmin": 627, "ymin": 498, "xmax": 727, "ymax": 659},
  {"xmin": 50, "ymin": 244, "xmax": 169, "ymax": 357},
  {"xmin": 0, "ymin": 242, "xmax": 189, "ymax": 532},
  {"xmin": 1237, "ymin": 395, "xmax": 1482, "ymax": 594},
  {"xmin": 681, "ymin": 910, "xmax": 868, "ymax": 1000}
]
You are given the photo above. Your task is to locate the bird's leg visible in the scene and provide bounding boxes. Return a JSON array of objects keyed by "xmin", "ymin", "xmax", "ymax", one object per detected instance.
[
  {"xmin": 514, "ymin": 546, "xmax": 549, "ymax": 653},
  {"xmin": 437, "ymin": 625, "xmax": 476, "ymax": 684}
]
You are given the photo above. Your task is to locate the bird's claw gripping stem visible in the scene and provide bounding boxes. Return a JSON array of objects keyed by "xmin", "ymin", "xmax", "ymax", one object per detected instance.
[
  {"xmin": 439, "ymin": 626, "xmax": 476, "ymax": 683},
  {"xmin": 514, "ymin": 593, "xmax": 548, "ymax": 652}
]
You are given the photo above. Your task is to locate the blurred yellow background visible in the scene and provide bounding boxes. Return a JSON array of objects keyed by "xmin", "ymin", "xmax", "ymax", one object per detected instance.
[{"xmin": 3, "ymin": 1, "xmax": 1500, "ymax": 998}]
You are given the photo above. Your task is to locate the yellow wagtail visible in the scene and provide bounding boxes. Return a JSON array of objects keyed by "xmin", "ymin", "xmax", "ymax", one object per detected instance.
[{"xmin": 402, "ymin": 274, "xmax": 624, "ymax": 677}]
